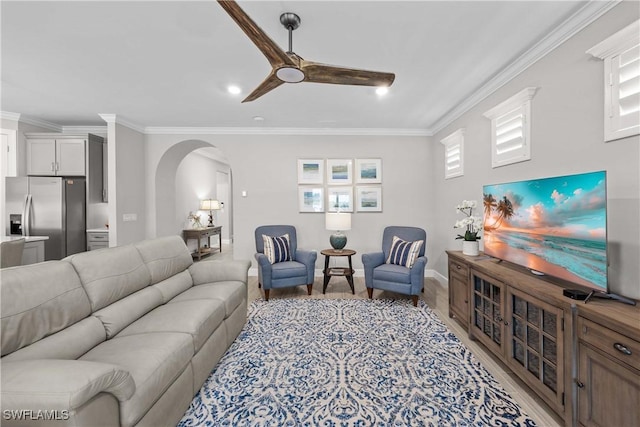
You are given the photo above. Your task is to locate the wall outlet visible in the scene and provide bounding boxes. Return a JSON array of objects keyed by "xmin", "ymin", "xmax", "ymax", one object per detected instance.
[{"xmin": 123, "ymin": 213, "xmax": 137, "ymax": 222}]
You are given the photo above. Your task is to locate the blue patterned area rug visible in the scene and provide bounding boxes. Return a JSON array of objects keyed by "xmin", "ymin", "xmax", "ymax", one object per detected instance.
[{"xmin": 179, "ymin": 299, "xmax": 536, "ymax": 426}]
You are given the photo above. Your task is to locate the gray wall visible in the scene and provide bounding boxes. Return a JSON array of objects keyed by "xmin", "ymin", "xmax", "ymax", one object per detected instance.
[
  {"xmin": 431, "ymin": 1, "xmax": 640, "ymax": 299},
  {"xmin": 109, "ymin": 123, "xmax": 147, "ymax": 246},
  {"xmin": 145, "ymin": 133, "xmax": 433, "ymax": 271}
]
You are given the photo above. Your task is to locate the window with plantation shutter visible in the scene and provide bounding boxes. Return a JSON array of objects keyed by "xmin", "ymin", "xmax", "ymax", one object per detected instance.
[
  {"xmin": 587, "ymin": 20, "xmax": 640, "ymax": 142},
  {"xmin": 483, "ymin": 87, "xmax": 537, "ymax": 168},
  {"xmin": 440, "ymin": 129, "xmax": 464, "ymax": 179}
]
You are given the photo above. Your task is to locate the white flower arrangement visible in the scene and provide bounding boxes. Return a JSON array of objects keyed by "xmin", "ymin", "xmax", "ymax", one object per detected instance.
[{"xmin": 454, "ymin": 200, "xmax": 482, "ymax": 241}]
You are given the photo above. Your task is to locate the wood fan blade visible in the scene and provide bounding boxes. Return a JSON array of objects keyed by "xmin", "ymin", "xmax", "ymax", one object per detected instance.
[
  {"xmin": 242, "ymin": 71, "xmax": 284, "ymax": 102},
  {"xmin": 301, "ymin": 60, "xmax": 395, "ymax": 87},
  {"xmin": 217, "ymin": 0, "xmax": 294, "ymax": 67}
]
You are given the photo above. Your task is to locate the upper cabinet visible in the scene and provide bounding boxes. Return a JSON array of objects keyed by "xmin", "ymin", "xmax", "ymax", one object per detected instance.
[
  {"xmin": 27, "ymin": 137, "xmax": 85, "ymax": 176},
  {"xmin": 25, "ymin": 133, "xmax": 105, "ymax": 202}
]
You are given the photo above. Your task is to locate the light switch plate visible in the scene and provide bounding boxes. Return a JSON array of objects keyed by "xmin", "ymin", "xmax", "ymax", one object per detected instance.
[{"xmin": 123, "ymin": 213, "xmax": 137, "ymax": 222}]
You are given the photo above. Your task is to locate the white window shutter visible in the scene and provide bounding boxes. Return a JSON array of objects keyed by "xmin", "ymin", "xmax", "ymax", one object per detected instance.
[
  {"xmin": 440, "ymin": 129, "xmax": 465, "ymax": 179},
  {"xmin": 484, "ymin": 87, "xmax": 537, "ymax": 168},
  {"xmin": 612, "ymin": 44, "xmax": 640, "ymax": 133},
  {"xmin": 588, "ymin": 20, "xmax": 640, "ymax": 141}
]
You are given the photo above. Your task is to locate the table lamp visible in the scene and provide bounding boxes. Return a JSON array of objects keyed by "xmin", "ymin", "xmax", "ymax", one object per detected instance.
[
  {"xmin": 325, "ymin": 212, "xmax": 351, "ymax": 251},
  {"xmin": 200, "ymin": 199, "xmax": 221, "ymax": 227}
]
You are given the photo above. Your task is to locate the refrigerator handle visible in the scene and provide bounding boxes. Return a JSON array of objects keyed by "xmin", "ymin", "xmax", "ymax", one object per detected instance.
[{"xmin": 23, "ymin": 194, "xmax": 32, "ymax": 237}]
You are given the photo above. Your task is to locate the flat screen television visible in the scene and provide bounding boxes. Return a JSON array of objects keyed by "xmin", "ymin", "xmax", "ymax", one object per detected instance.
[{"xmin": 482, "ymin": 171, "xmax": 608, "ymax": 293}]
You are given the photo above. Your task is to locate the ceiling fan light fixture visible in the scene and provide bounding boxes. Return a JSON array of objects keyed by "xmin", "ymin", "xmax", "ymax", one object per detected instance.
[
  {"xmin": 276, "ymin": 67, "xmax": 305, "ymax": 83},
  {"xmin": 376, "ymin": 87, "xmax": 389, "ymax": 96},
  {"xmin": 227, "ymin": 85, "xmax": 242, "ymax": 95}
]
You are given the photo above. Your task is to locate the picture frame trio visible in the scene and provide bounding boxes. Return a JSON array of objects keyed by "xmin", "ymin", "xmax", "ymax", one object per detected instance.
[{"xmin": 297, "ymin": 158, "xmax": 382, "ymax": 213}]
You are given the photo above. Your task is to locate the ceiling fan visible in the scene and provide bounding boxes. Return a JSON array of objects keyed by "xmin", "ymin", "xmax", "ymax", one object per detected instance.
[{"xmin": 217, "ymin": 0, "xmax": 395, "ymax": 102}]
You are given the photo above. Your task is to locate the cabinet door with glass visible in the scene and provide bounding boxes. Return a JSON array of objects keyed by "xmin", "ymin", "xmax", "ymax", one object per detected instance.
[
  {"xmin": 507, "ymin": 287, "xmax": 565, "ymax": 414},
  {"xmin": 470, "ymin": 269, "xmax": 506, "ymax": 357}
]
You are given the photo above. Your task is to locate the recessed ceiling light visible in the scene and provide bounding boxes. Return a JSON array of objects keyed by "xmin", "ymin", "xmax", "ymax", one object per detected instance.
[
  {"xmin": 227, "ymin": 85, "xmax": 241, "ymax": 95},
  {"xmin": 376, "ymin": 87, "xmax": 389, "ymax": 96},
  {"xmin": 253, "ymin": 116, "xmax": 265, "ymax": 121}
]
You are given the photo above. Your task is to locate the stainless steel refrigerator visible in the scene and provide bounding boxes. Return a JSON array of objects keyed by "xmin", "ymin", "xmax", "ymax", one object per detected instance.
[{"xmin": 5, "ymin": 176, "xmax": 86, "ymax": 260}]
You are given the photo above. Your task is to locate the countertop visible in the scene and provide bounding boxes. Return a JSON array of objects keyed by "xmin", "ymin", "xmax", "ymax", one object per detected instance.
[
  {"xmin": 87, "ymin": 228, "xmax": 109, "ymax": 233},
  {"xmin": 1, "ymin": 235, "xmax": 49, "ymax": 243}
]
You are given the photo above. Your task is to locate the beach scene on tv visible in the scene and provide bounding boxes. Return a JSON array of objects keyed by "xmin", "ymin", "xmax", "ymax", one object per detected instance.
[{"xmin": 483, "ymin": 171, "xmax": 607, "ymax": 290}]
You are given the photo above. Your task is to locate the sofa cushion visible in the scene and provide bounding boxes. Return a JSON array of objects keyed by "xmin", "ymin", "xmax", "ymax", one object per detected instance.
[
  {"xmin": 1, "ymin": 261, "xmax": 91, "ymax": 356},
  {"xmin": 170, "ymin": 281, "xmax": 246, "ymax": 318},
  {"xmin": 373, "ymin": 263, "xmax": 412, "ymax": 284},
  {"xmin": 134, "ymin": 236, "xmax": 193, "ymax": 285},
  {"xmin": 117, "ymin": 300, "xmax": 225, "ymax": 353},
  {"xmin": 68, "ymin": 245, "xmax": 151, "ymax": 312},
  {"xmin": 2, "ymin": 317, "xmax": 105, "ymax": 362},
  {"xmin": 80, "ymin": 332, "xmax": 193, "ymax": 427},
  {"xmin": 151, "ymin": 270, "xmax": 193, "ymax": 303},
  {"xmin": 92, "ymin": 287, "xmax": 164, "ymax": 339}
]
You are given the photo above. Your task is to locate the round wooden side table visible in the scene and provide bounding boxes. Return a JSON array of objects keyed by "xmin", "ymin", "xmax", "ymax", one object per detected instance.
[{"xmin": 321, "ymin": 248, "xmax": 356, "ymax": 294}]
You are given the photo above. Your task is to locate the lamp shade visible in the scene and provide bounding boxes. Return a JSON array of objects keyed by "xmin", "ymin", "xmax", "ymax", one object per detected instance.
[
  {"xmin": 325, "ymin": 212, "xmax": 351, "ymax": 231},
  {"xmin": 200, "ymin": 199, "xmax": 221, "ymax": 211}
]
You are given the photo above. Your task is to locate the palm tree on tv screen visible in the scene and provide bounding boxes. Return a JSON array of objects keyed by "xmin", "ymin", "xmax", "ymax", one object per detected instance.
[{"xmin": 484, "ymin": 195, "xmax": 514, "ymax": 230}]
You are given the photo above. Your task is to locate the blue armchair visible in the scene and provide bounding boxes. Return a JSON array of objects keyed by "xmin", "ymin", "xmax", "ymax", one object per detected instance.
[
  {"xmin": 255, "ymin": 225, "xmax": 317, "ymax": 300},
  {"xmin": 362, "ymin": 226, "xmax": 427, "ymax": 306}
]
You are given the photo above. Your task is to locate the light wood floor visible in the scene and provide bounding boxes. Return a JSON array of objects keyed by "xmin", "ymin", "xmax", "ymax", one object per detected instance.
[{"xmin": 204, "ymin": 245, "xmax": 563, "ymax": 427}]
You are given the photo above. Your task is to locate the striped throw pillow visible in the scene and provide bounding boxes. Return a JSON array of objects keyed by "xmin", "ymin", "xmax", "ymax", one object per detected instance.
[
  {"xmin": 262, "ymin": 234, "xmax": 292, "ymax": 264},
  {"xmin": 386, "ymin": 236, "xmax": 424, "ymax": 268}
]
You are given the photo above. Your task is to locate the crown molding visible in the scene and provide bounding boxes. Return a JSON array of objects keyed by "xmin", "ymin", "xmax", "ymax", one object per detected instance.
[
  {"xmin": 62, "ymin": 126, "xmax": 108, "ymax": 135},
  {"xmin": 0, "ymin": 111, "xmax": 21, "ymax": 122},
  {"xmin": 9, "ymin": 114, "xmax": 62, "ymax": 132},
  {"xmin": 143, "ymin": 126, "xmax": 431, "ymax": 137},
  {"xmin": 429, "ymin": 0, "xmax": 620, "ymax": 135},
  {"xmin": 99, "ymin": 114, "xmax": 145, "ymax": 134}
]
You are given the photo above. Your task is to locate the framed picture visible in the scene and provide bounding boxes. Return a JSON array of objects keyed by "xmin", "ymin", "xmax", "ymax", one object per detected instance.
[
  {"xmin": 356, "ymin": 186, "xmax": 382, "ymax": 212},
  {"xmin": 298, "ymin": 187, "xmax": 324, "ymax": 212},
  {"xmin": 355, "ymin": 158, "xmax": 382, "ymax": 184},
  {"xmin": 327, "ymin": 187, "xmax": 354, "ymax": 212},
  {"xmin": 298, "ymin": 159, "xmax": 324, "ymax": 184},
  {"xmin": 327, "ymin": 159, "xmax": 352, "ymax": 185}
]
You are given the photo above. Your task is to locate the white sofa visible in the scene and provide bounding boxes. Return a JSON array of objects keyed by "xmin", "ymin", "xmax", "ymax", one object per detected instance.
[{"xmin": 1, "ymin": 235, "xmax": 250, "ymax": 427}]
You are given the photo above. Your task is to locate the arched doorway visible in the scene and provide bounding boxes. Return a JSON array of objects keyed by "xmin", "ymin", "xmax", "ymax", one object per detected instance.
[{"xmin": 154, "ymin": 139, "xmax": 231, "ymax": 240}]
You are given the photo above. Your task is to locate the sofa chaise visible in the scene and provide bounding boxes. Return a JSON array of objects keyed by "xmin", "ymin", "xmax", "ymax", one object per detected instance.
[{"xmin": 0, "ymin": 235, "xmax": 250, "ymax": 427}]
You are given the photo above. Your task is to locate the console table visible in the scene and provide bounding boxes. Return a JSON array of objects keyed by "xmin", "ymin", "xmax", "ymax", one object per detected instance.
[
  {"xmin": 446, "ymin": 250, "xmax": 640, "ymax": 426},
  {"xmin": 183, "ymin": 226, "xmax": 222, "ymax": 260},
  {"xmin": 321, "ymin": 248, "xmax": 356, "ymax": 294}
]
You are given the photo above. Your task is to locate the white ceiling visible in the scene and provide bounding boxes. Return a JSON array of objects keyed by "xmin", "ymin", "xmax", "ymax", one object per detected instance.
[{"xmin": 1, "ymin": 1, "xmax": 611, "ymax": 134}]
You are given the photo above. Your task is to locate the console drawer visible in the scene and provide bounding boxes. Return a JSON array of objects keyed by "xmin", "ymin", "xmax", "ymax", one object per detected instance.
[
  {"xmin": 449, "ymin": 259, "xmax": 469, "ymax": 278},
  {"xmin": 578, "ymin": 316, "xmax": 640, "ymax": 369}
]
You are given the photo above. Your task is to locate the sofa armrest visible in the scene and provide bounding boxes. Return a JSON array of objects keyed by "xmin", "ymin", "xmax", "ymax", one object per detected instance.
[
  {"xmin": 1, "ymin": 360, "xmax": 135, "ymax": 413},
  {"xmin": 189, "ymin": 259, "xmax": 251, "ymax": 286},
  {"xmin": 362, "ymin": 252, "xmax": 385, "ymax": 288}
]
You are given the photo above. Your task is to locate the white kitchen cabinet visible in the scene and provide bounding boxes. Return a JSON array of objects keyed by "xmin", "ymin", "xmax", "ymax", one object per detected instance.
[
  {"xmin": 27, "ymin": 137, "xmax": 85, "ymax": 176},
  {"xmin": 87, "ymin": 230, "xmax": 109, "ymax": 251},
  {"xmin": 25, "ymin": 133, "xmax": 105, "ymax": 203},
  {"xmin": 22, "ymin": 240, "xmax": 45, "ymax": 265}
]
